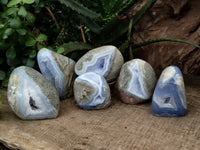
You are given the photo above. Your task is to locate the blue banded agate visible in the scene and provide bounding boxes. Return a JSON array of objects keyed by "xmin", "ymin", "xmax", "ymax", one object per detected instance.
[
  {"xmin": 74, "ymin": 72, "xmax": 111, "ymax": 109},
  {"xmin": 7, "ymin": 66, "xmax": 60, "ymax": 120},
  {"xmin": 118, "ymin": 59, "xmax": 156, "ymax": 104},
  {"xmin": 37, "ymin": 48, "xmax": 75, "ymax": 99},
  {"xmin": 152, "ymin": 66, "xmax": 187, "ymax": 117},
  {"xmin": 75, "ymin": 45, "xmax": 124, "ymax": 82}
]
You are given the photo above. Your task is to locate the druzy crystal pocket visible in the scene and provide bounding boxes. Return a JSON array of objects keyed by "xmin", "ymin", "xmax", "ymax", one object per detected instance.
[
  {"xmin": 152, "ymin": 66, "xmax": 187, "ymax": 117},
  {"xmin": 74, "ymin": 72, "xmax": 111, "ymax": 109},
  {"xmin": 37, "ymin": 48, "xmax": 75, "ymax": 99},
  {"xmin": 75, "ymin": 45, "xmax": 124, "ymax": 82},
  {"xmin": 7, "ymin": 66, "xmax": 60, "ymax": 120},
  {"xmin": 118, "ymin": 59, "xmax": 156, "ymax": 104}
]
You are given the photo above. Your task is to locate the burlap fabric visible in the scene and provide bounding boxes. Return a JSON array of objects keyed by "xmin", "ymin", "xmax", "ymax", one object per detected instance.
[{"xmin": 0, "ymin": 75, "xmax": 199, "ymax": 150}]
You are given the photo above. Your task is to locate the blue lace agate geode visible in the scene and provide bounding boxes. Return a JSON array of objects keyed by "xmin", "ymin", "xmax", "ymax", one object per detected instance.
[
  {"xmin": 152, "ymin": 66, "xmax": 187, "ymax": 117},
  {"xmin": 37, "ymin": 48, "xmax": 75, "ymax": 99},
  {"xmin": 118, "ymin": 59, "xmax": 156, "ymax": 104},
  {"xmin": 74, "ymin": 72, "xmax": 111, "ymax": 109},
  {"xmin": 7, "ymin": 66, "xmax": 60, "ymax": 120},
  {"xmin": 75, "ymin": 45, "xmax": 124, "ymax": 82}
]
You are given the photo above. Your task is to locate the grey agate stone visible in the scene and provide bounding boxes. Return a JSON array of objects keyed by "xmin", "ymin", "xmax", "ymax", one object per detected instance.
[
  {"xmin": 74, "ymin": 72, "xmax": 111, "ymax": 109},
  {"xmin": 7, "ymin": 66, "xmax": 60, "ymax": 120},
  {"xmin": 75, "ymin": 45, "xmax": 124, "ymax": 82},
  {"xmin": 152, "ymin": 66, "xmax": 187, "ymax": 117},
  {"xmin": 37, "ymin": 48, "xmax": 76, "ymax": 99},
  {"xmin": 118, "ymin": 59, "xmax": 156, "ymax": 104}
]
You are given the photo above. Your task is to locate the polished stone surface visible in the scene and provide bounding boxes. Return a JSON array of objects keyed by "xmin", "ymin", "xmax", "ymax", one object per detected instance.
[
  {"xmin": 7, "ymin": 66, "xmax": 60, "ymax": 120},
  {"xmin": 74, "ymin": 72, "xmax": 111, "ymax": 109},
  {"xmin": 118, "ymin": 59, "xmax": 156, "ymax": 104},
  {"xmin": 152, "ymin": 66, "xmax": 187, "ymax": 117},
  {"xmin": 75, "ymin": 45, "xmax": 124, "ymax": 82},
  {"xmin": 37, "ymin": 48, "xmax": 75, "ymax": 99}
]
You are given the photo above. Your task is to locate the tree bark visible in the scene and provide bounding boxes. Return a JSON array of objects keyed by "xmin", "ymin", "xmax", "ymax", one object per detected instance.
[{"xmin": 132, "ymin": 0, "xmax": 200, "ymax": 75}]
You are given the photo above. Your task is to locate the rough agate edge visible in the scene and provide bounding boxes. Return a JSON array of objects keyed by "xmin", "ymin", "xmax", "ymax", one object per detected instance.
[
  {"xmin": 118, "ymin": 59, "xmax": 156, "ymax": 104},
  {"xmin": 152, "ymin": 66, "xmax": 187, "ymax": 117},
  {"xmin": 37, "ymin": 48, "xmax": 76, "ymax": 99},
  {"xmin": 74, "ymin": 72, "xmax": 111, "ymax": 109},
  {"xmin": 7, "ymin": 66, "xmax": 60, "ymax": 120},
  {"xmin": 75, "ymin": 45, "xmax": 124, "ymax": 82}
]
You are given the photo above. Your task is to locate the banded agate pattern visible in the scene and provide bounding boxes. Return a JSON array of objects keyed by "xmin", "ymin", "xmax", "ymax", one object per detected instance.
[
  {"xmin": 152, "ymin": 66, "xmax": 187, "ymax": 117},
  {"xmin": 7, "ymin": 66, "xmax": 60, "ymax": 120},
  {"xmin": 37, "ymin": 48, "xmax": 75, "ymax": 99},
  {"xmin": 74, "ymin": 72, "xmax": 111, "ymax": 109},
  {"xmin": 118, "ymin": 59, "xmax": 156, "ymax": 104},
  {"xmin": 75, "ymin": 45, "xmax": 124, "ymax": 82}
]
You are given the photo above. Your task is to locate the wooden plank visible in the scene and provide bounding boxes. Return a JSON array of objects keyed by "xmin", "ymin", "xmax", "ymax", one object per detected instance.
[{"xmin": 0, "ymin": 76, "xmax": 200, "ymax": 150}]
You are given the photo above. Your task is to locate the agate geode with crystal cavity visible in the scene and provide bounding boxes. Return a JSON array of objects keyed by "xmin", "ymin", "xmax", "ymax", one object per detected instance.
[
  {"xmin": 7, "ymin": 66, "xmax": 60, "ymax": 120},
  {"xmin": 74, "ymin": 72, "xmax": 111, "ymax": 109},
  {"xmin": 118, "ymin": 59, "xmax": 156, "ymax": 104},
  {"xmin": 152, "ymin": 66, "xmax": 187, "ymax": 117},
  {"xmin": 75, "ymin": 45, "xmax": 124, "ymax": 82},
  {"xmin": 37, "ymin": 48, "xmax": 76, "ymax": 99}
]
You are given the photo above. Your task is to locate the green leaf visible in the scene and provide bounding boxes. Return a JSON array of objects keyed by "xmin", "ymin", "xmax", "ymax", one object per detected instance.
[
  {"xmin": 6, "ymin": 7, "xmax": 19, "ymax": 15},
  {"xmin": 18, "ymin": 6, "xmax": 27, "ymax": 17},
  {"xmin": 36, "ymin": 34, "xmax": 47, "ymax": 41},
  {"xmin": 28, "ymin": 50, "xmax": 36, "ymax": 58},
  {"xmin": 57, "ymin": 47, "xmax": 65, "ymax": 54},
  {"xmin": 0, "ymin": 24, "xmax": 4, "ymax": 29},
  {"xmin": 25, "ymin": 37, "xmax": 36, "ymax": 46},
  {"xmin": 61, "ymin": 41, "xmax": 93, "ymax": 55},
  {"xmin": 16, "ymin": 29, "xmax": 27, "ymax": 35},
  {"xmin": 36, "ymin": 44, "xmax": 45, "ymax": 50},
  {"xmin": 25, "ymin": 58, "xmax": 35, "ymax": 67},
  {"xmin": 6, "ymin": 47, "xmax": 16, "ymax": 59},
  {"xmin": 79, "ymin": 15, "xmax": 101, "ymax": 33},
  {"xmin": 58, "ymin": 0, "xmax": 100, "ymax": 19},
  {"xmin": 26, "ymin": 12, "xmax": 35, "ymax": 24},
  {"xmin": 9, "ymin": 18, "xmax": 21, "ymax": 29},
  {"xmin": 0, "ymin": 70, "xmax": 6, "ymax": 80},
  {"xmin": 23, "ymin": 0, "xmax": 35, "ymax": 4},
  {"xmin": 1, "ymin": 0, "xmax": 8, "ymax": 5},
  {"xmin": 7, "ymin": 0, "xmax": 21, "ymax": 7},
  {"xmin": 7, "ymin": 57, "xmax": 20, "ymax": 67},
  {"xmin": 116, "ymin": 0, "xmax": 137, "ymax": 15},
  {"xmin": 4, "ymin": 28, "xmax": 13, "ymax": 36}
]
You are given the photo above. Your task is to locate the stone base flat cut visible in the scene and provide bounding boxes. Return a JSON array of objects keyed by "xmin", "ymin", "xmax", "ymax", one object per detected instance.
[
  {"xmin": 118, "ymin": 59, "xmax": 156, "ymax": 104},
  {"xmin": 152, "ymin": 66, "xmax": 187, "ymax": 117},
  {"xmin": 74, "ymin": 72, "xmax": 111, "ymax": 109},
  {"xmin": 7, "ymin": 66, "xmax": 60, "ymax": 120},
  {"xmin": 37, "ymin": 48, "xmax": 76, "ymax": 100},
  {"xmin": 75, "ymin": 45, "xmax": 124, "ymax": 82}
]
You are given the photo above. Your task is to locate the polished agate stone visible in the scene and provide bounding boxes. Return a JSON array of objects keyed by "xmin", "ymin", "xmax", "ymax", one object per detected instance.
[
  {"xmin": 74, "ymin": 72, "xmax": 111, "ymax": 109},
  {"xmin": 37, "ymin": 48, "xmax": 75, "ymax": 99},
  {"xmin": 75, "ymin": 45, "xmax": 124, "ymax": 82},
  {"xmin": 118, "ymin": 59, "xmax": 156, "ymax": 104},
  {"xmin": 152, "ymin": 66, "xmax": 187, "ymax": 117},
  {"xmin": 7, "ymin": 66, "xmax": 60, "ymax": 120}
]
